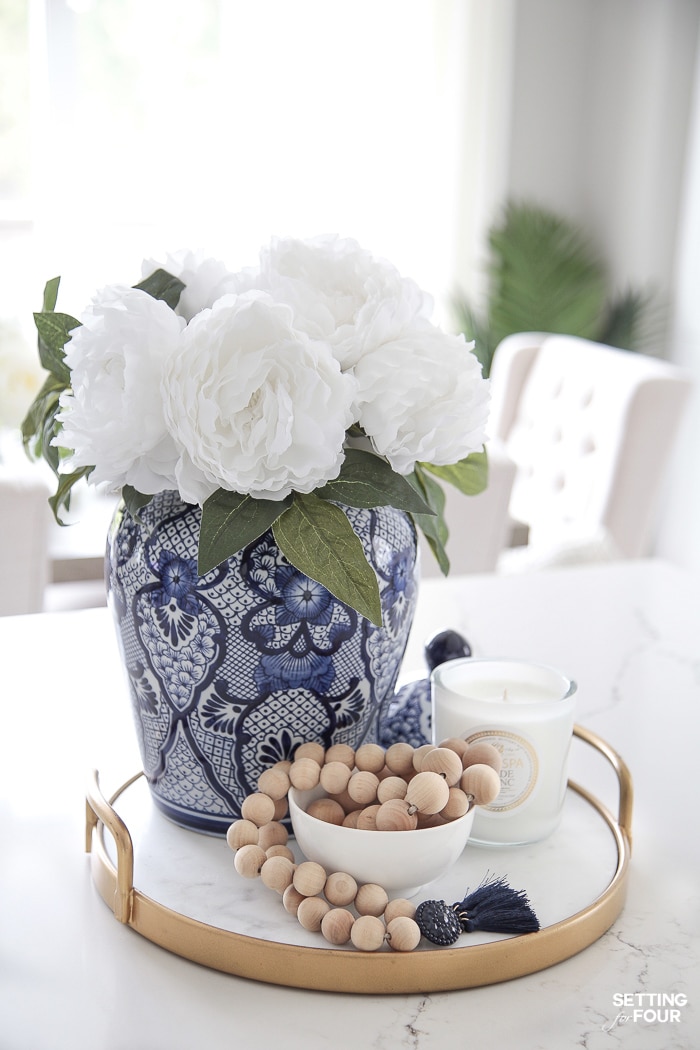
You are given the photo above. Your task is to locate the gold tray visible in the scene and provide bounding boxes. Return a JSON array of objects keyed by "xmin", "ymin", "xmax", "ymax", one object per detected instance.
[{"xmin": 85, "ymin": 724, "xmax": 632, "ymax": 994}]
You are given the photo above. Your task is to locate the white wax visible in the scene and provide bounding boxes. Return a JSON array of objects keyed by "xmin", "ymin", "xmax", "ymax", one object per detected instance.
[{"xmin": 431, "ymin": 658, "xmax": 577, "ymax": 846}]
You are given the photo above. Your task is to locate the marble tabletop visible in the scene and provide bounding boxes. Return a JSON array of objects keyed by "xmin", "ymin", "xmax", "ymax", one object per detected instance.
[{"xmin": 1, "ymin": 559, "xmax": 698, "ymax": 1049}]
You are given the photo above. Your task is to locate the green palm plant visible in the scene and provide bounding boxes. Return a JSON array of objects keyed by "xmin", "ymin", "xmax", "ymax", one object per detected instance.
[{"xmin": 454, "ymin": 200, "xmax": 659, "ymax": 376}]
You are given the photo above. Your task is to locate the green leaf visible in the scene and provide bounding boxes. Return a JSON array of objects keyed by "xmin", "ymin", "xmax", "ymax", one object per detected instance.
[
  {"xmin": 42, "ymin": 276, "xmax": 61, "ymax": 312},
  {"xmin": 42, "ymin": 410, "xmax": 61, "ymax": 476},
  {"xmin": 598, "ymin": 286, "xmax": 659, "ymax": 352},
  {"xmin": 34, "ymin": 311, "xmax": 80, "ymax": 383},
  {"xmin": 198, "ymin": 489, "xmax": 293, "ymax": 574},
  {"xmin": 452, "ymin": 296, "xmax": 497, "ymax": 377},
  {"xmin": 487, "ymin": 200, "xmax": 607, "ymax": 345},
  {"xmin": 122, "ymin": 485, "xmax": 153, "ymax": 524},
  {"xmin": 134, "ymin": 268, "xmax": 186, "ymax": 311},
  {"xmin": 316, "ymin": 448, "xmax": 434, "ymax": 515},
  {"xmin": 21, "ymin": 372, "xmax": 64, "ymax": 450},
  {"xmin": 408, "ymin": 467, "xmax": 450, "ymax": 575},
  {"xmin": 48, "ymin": 467, "xmax": 92, "ymax": 525},
  {"xmin": 421, "ymin": 448, "xmax": 488, "ymax": 497},
  {"xmin": 273, "ymin": 493, "xmax": 382, "ymax": 626}
]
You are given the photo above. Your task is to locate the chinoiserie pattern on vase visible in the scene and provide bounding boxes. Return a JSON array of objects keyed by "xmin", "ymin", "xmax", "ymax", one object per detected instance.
[{"xmin": 107, "ymin": 490, "xmax": 418, "ymax": 834}]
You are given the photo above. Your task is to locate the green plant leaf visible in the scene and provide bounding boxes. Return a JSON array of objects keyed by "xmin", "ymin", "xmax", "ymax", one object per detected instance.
[
  {"xmin": 42, "ymin": 409, "xmax": 61, "ymax": 476},
  {"xmin": 598, "ymin": 286, "xmax": 660, "ymax": 352},
  {"xmin": 21, "ymin": 372, "xmax": 64, "ymax": 450},
  {"xmin": 421, "ymin": 448, "xmax": 488, "ymax": 497},
  {"xmin": 316, "ymin": 448, "xmax": 434, "ymax": 514},
  {"xmin": 408, "ymin": 467, "xmax": 449, "ymax": 575},
  {"xmin": 34, "ymin": 311, "xmax": 80, "ymax": 383},
  {"xmin": 122, "ymin": 485, "xmax": 153, "ymax": 523},
  {"xmin": 273, "ymin": 492, "xmax": 382, "ymax": 626},
  {"xmin": 198, "ymin": 489, "xmax": 293, "ymax": 574},
  {"xmin": 452, "ymin": 297, "xmax": 496, "ymax": 377},
  {"xmin": 48, "ymin": 466, "xmax": 92, "ymax": 525},
  {"xmin": 487, "ymin": 200, "xmax": 607, "ymax": 345},
  {"xmin": 134, "ymin": 268, "xmax": 186, "ymax": 310},
  {"xmin": 42, "ymin": 276, "xmax": 61, "ymax": 312}
]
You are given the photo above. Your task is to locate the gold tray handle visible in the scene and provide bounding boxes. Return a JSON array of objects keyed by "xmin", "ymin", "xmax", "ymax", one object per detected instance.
[
  {"xmin": 86, "ymin": 769, "xmax": 140, "ymax": 923},
  {"xmin": 572, "ymin": 724, "xmax": 634, "ymax": 851}
]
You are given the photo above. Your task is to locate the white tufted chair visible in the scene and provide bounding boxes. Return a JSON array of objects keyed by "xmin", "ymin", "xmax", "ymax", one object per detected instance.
[
  {"xmin": 0, "ymin": 465, "xmax": 52, "ymax": 615},
  {"xmin": 489, "ymin": 333, "xmax": 692, "ymax": 569}
]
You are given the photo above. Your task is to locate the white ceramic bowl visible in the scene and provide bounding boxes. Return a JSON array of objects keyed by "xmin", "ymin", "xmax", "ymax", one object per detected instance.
[{"xmin": 288, "ymin": 785, "xmax": 475, "ymax": 898}]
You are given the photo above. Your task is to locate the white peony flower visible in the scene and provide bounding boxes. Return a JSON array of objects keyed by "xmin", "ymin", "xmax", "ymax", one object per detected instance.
[
  {"xmin": 141, "ymin": 250, "xmax": 238, "ymax": 321},
  {"xmin": 57, "ymin": 286, "xmax": 185, "ymax": 494},
  {"xmin": 353, "ymin": 319, "xmax": 491, "ymax": 475},
  {"xmin": 232, "ymin": 235, "xmax": 431, "ymax": 370},
  {"xmin": 161, "ymin": 292, "xmax": 356, "ymax": 504}
]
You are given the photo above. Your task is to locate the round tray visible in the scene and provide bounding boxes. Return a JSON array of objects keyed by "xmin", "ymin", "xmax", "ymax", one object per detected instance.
[{"xmin": 85, "ymin": 724, "xmax": 632, "ymax": 994}]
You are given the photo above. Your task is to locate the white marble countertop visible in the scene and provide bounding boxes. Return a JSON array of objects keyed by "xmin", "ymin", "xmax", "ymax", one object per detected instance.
[{"xmin": 1, "ymin": 559, "xmax": 698, "ymax": 1049}]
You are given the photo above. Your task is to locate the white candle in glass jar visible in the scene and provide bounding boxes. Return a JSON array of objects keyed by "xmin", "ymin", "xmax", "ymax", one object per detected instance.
[{"xmin": 431, "ymin": 658, "xmax": 577, "ymax": 846}]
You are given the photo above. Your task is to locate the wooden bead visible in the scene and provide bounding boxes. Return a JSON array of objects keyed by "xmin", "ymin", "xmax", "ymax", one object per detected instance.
[
  {"xmin": 440, "ymin": 787, "xmax": 471, "ymax": 821},
  {"xmin": 356, "ymin": 805, "xmax": 381, "ymax": 830},
  {"xmin": 295, "ymin": 742, "xmax": 325, "ymax": 764},
  {"xmin": 375, "ymin": 798, "xmax": 418, "ymax": 832},
  {"xmin": 386, "ymin": 915, "xmax": 422, "ymax": 952},
  {"xmin": 296, "ymin": 895, "xmax": 330, "ymax": 932},
  {"xmin": 342, "ymin": 809, "xmax": 362, "ymax": 828},
  {"xmin": 327, "ymin": 787, "xmax": 363, "ymax": 813},
  {"xmin": 384, "ymin": 898, "xmax": 416, "ymax": 923},
  {"xmin": 324, "ymin": 743, "xmax": 356, "ymax": 768},
  {"xmin": 265, "ymin": 844, "xmax": 295, "ymax": 863},
  {"xmin": 321, "ymin": 908, "xmax": 355, "ymax": 945},
  {"xmin": 233, "ymin": 843, "xmax": 266, "ymax": 878},
  {"xmin": 354, "ymin": 743, "xmax": 386, "ymax": 773},
  {"xmin": 355, "ymin": 883, "xmax": 389, "ymax": 917},
  {"xmin": 292, "ymin": 861, "xmax": 328, "ymax": 897},
  {"xmin": 438, "ymin": 736, "xmax": 470, "ymax": 759},
  {"xmin": 416, "ymin": 811, "xmax": 446, "ymax": 828},
  {"xmin": 307, "ymin": 797, "xmax": 346, "ymax": 825},
  {"xmin": 226, "ymin": 819, "xmax": 259, "ymax": 850},
  {"xmin": 319, "ymin": 760, "xmax": 353, "ymax": 795},
  {"xmin": 376, "ymin": 776, "xmax": 408, "ymax": 804},
  {"xmin": 273, "ymin": 797, "xmax": 288, "ymax": 821},
  {"xmin": 282, "ymin": 884, "xmax": 306, "ymax": 916},
  {"xmin": 288, "ymin": 757, "xmax": 321, "ymax": 791},
  {"xmin": 260, "ymin": 855, "xmax": 295, "ymax": 894},
  {"xmin": 347, "ymin": 770, "xmax": 379, "ymax": 805},
  {"xmin": 240, "ymin": 792, "xmax": 276, "ymax": 827},
  {"xmin": 257, "ymin": 766, "xmax": 291, "ymax": 800},
  {"xmin": 420, "ymin": 746, "xmax": 463, "ymax": 786},
  {"xmin": 272, "ymin": 759, "xmax": 292, "ymax": 773},
  {"xmin": 412, "ymin": 743, "xmax": 436, "ymax": 771},
  {"xmin": 405, "ymin": 771, "xmax": 450, "ymax": 814},
  {"xmin": 384, "ymin": 742, "xmax": 415, "ymax": 778},
  {"xmin": 324, "ymin": 871, "xmax": 358, "ymax": 907},
  {"xmin": 460, "ymin": 763, "xmax": 502, "ymax": 805},
  {"xmin": 463, "ymin": 741, "xmax": 503, "ymax": 773},
  {"xmin": 350, "ymin": 914, "xmax": 386, "ymax": 951},
  {"xmin": 257, "ymin": 820, "xmax": 289, "ymax": 850}
]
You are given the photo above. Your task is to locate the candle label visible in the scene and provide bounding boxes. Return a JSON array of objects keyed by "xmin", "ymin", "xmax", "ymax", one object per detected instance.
[{"xmin": 465, "ymin": 729, "xmax": 539, "ymax": 812}]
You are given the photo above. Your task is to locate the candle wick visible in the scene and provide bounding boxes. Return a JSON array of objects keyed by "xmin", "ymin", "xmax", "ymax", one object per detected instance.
[{"xmin": 502, "ymin": 688, "xmax": 509, "ymax": 702}]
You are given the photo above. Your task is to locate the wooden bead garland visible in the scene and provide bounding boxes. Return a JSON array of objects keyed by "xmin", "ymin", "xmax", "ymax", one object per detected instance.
[{"xmin": 227, "ymin": 738, "xmax": 503, "ymax": 954}]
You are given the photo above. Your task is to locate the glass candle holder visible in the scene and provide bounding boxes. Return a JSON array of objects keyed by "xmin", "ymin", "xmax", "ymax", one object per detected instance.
[{"xmin": 431, "ymin": 658, "xmax": 577, "ymax": 846}]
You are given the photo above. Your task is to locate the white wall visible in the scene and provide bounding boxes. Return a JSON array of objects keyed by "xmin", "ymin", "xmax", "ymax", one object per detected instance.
[
  {"xmin": 657, "ymin": 21, "xmax": 700, "ymax": 572},
  {"xmin": 501, "ymin": 0, "xmax": 700, "ymax": 569},
  {"xmin": 507, "ymin": 0, "xmax": 699, "ymax": 314}
]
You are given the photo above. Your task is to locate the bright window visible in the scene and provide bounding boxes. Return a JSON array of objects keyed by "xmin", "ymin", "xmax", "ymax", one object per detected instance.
[{"xmin": 1, "ymin": 0, "xmax": 472, "ymax": 325}]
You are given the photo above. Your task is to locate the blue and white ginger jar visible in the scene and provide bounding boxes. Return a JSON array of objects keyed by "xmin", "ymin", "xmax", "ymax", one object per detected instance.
[{"xmin": 106, "ymin": 490, "xmax": 418, "ymax": 834}]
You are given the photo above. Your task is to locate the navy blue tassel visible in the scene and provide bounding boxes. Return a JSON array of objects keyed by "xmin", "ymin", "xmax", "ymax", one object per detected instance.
[
  {"xmin": 453, "ymin": 875, "xmax": 540, "ymax": 934},
  {"xmin": 416, "ymin": 875, "xmax": 540, "ymax": 945}
]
